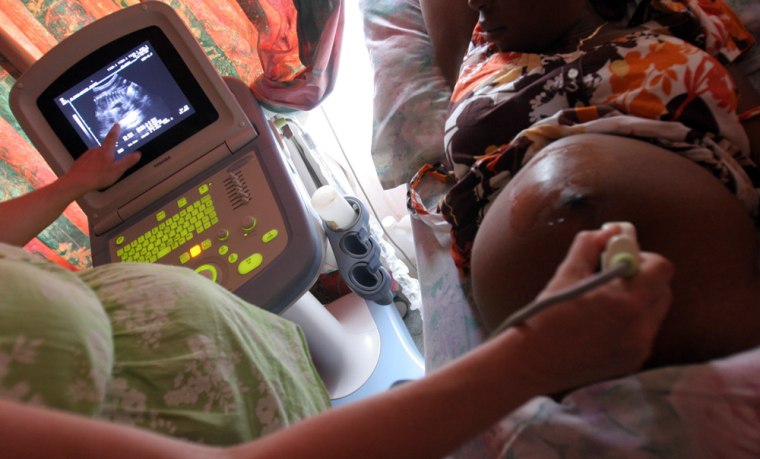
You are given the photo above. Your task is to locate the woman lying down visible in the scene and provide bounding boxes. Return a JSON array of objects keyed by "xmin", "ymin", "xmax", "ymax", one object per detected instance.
[
  {"xmin": 415, "ymin": 0, "xmax": 760, "ymax": 371},
  {"xmin": 410, "ymin": 1, "xmax": 760, "ymax": 455}
]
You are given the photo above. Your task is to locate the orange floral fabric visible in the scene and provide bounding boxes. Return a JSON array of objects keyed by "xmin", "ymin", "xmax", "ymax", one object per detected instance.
[{"xmin": 414, "ymin": 0, "xmax": 759, "ymax": 274}]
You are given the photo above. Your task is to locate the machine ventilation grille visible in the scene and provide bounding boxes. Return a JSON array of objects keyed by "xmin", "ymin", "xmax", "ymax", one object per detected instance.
[{"xmin": 224, "ymin": 170, "xmax": 251, "ymax": 209}]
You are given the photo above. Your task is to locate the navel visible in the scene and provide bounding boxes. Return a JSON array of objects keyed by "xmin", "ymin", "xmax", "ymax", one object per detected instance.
[{"xmin": 558, "ymin": 188, "xmax": 589, "ymax": 209}]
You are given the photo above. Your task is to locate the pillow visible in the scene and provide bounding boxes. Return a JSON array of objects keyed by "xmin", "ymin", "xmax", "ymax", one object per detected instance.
[
  {"xmin": 359, "ymin": 0, "xmax": 451, "ymax": 189},
  {"xmin": 727, "ymin": 0, "xmax": 760, "ymax": 90}
]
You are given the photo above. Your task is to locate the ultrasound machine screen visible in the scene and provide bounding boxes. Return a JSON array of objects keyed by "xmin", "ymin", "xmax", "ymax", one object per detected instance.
[
  {"xmin": 54, "ymin": 41, "xmax": 195, "ymax": 155},
  {"xmin": 37, "ymin": 26, "xmax": 219, "ymax": 182}
]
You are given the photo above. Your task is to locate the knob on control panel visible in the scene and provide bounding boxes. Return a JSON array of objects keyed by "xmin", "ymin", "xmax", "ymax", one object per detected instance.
[
  {"xmin": 242, "ymin": 216, "xmax": 257, "ymax": 231},
  {"xmin": 195, "ymin": 263, "xmax": 219, "ymax": 283}
]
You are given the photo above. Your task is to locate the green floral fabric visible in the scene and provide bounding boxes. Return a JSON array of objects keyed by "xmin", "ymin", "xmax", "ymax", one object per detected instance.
[
  {"xmin": 0, "ymin": 243, "xmax": 113, "ymax": 415},
  {"xmin": 0, "ymin": 242, "xmax": 330, "ymax": 445}
]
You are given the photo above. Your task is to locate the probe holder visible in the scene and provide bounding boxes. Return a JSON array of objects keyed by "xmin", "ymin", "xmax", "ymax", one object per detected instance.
[{"xmin": 323, "ymin": 196, "xmax": 394, "ymax": 305}]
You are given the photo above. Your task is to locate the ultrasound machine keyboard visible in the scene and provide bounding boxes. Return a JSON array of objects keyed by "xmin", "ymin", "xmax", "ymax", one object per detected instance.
[
  {"xmin": 116, "ymin": 191, "xmax": 218, "ymax": 263},
  {"xmin": 108, "ymin": 150, "xmax": 290, "ymax": 290}
]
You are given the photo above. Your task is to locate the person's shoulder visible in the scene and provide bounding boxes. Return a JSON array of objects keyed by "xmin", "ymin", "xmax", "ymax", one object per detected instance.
[
  {"xmin": 619, "ymin": 28, "xmax": 703, "ymax": 50},
  {"xmin": 608, "ymin": 28, "xmax": 714, "ymax": 60}
]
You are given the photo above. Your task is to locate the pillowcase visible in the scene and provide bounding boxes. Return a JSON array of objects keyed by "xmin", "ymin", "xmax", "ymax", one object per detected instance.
[
  {"xmin": 728, "ymin": 0, "xmax": 760, "ymax": 90},
  {"xmin": 359, "ymin": 0, "xmax": 451, "ymax": 189}
]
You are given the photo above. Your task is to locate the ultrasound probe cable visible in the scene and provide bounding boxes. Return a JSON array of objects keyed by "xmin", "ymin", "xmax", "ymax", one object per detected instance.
[{"xmin": 489, "ymin": 223, "xmax": 640, "ymax": 338}]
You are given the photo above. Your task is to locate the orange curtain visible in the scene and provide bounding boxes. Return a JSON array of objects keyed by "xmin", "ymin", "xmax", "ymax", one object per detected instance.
[{"xmin": 0, "ymin": 0, "xmax": 310, "ymax": 84}]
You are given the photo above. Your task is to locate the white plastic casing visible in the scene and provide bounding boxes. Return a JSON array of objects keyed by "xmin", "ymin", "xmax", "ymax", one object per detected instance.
[{"xmin": 601, "ymin": 222, "xmax": 640, "ymax": 277}]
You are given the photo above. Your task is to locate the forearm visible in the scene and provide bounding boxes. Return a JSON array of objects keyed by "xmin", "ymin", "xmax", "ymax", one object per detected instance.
[
  {"xmin": 0, "ymin": 330, "xmax": 543, "ymax": 459},
  {"xmin": 229, "ymin": 329, "xmax": 542, "ymax": 459},
  {"xmin": 0, "ymin": 125, "xmax": 142, "ymax": 246},
  {"xmin": 728, "ymin": 65, "xmax": 760, "ymax": 163},
  {"xmin": 0, "ymin": 400, "xmax": 213, "ymax": 459},
  {"xmin": 419, "ymin": 0, "xmax": 477, "ymax": 89},
  {"xmin": 0, "ymin": 175, "xmax": 84, "ymax": 246},
  {"xmin": 744, "ymin": 117, "xmax": 760, "ymax": 165}
]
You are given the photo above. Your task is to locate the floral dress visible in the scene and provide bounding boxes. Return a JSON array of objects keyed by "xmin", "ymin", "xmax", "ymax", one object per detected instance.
[
  {"xmin": 0, "ymin": 242, "xmax": 330, "ymax": 445},
  {"xmin": 409, "ymin": 0, "xmax": 760, "ymax": 273}
]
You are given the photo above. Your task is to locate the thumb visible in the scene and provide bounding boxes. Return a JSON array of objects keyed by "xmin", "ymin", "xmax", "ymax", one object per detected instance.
[{"xmin": 115, "ymin": 151, "xmax": 141, "ymax": 173}]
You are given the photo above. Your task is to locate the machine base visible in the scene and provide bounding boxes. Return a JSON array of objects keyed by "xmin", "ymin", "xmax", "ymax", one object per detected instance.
[{"xmin": 282, "ymin": 292, "xmax": 424, "ymax": 406}]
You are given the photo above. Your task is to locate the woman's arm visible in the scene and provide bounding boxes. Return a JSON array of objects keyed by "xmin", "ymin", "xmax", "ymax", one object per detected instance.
[
  {"xmin": 0, "ymin": 125, "xmax": 140, "ymax": 246},
  {"xmin": 419, "ymin": 0, "xmax": 477, "ymax": 89},
  {"xmin": 0, "ymin": 227, "xmax": 673, "ymax": 459},
  {"xmin": 728, "ymin": 65, "xmax": 760, "ymax": 164},
  {"xmin": 249, "ymin": 227, "xmax": 672, "ymax": 459}
]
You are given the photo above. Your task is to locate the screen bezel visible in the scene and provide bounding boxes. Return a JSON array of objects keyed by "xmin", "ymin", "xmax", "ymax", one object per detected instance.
[{"xmin": 37, "ymin": 25, "xmax": 219, "ymax": 171}]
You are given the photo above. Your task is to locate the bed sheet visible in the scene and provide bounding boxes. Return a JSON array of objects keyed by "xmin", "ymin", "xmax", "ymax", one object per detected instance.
[{"xmin": 492, "ymin": 345, "xmax": 760, "ymax": 458}]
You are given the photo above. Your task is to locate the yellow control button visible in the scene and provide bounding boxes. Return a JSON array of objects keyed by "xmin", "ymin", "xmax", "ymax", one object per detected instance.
[
  {"xmin": 189, "ymin": 245, "xmax": 202, "ymax": 258},
  {"xmin": 177, "ymin": 197, "xmax": 187, "ymax": 208},
  {"xmin": 179, "ymin": 252, "xmax": 191, "ymax": 264},
  {"xmin": 218, "ymin": 245, "xmax": 229, "ymax": 256},
  {"xmin": 238, "ymin": 253, "xmax": 263, "ymax": 275},
  {"xmin": 157, "ymin": 246, "xmax": 172, "ymax": 260},
  {"xmin": 262, "ymin": 229, "xmax": 279, "ymax": 243},
  {"xmin": 228, "ymin": 253, "xmax": 239, "ymax": 263},
  {"xmin": 199, "ymin": 184, "xmax": 209, "ymax": 195},
  {"xmin": 201, "ymin": 239, "xmax": 212, "ymax": 250},
  {"xmin": 115, "ymin": 235, "xmax": 126, "ymax": 246},
  {"xmin": 195, "ymin": 264, "xmax": 218, "ymax": 283},
  {"xmin": 156, "ymin": 211, "xmax": 166, "ymax": 222}
]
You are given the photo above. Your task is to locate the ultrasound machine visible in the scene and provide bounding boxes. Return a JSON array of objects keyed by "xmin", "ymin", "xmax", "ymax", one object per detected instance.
[{"xmin": 10, "ymin": 1, "xmax": 423, "ymax": 406}]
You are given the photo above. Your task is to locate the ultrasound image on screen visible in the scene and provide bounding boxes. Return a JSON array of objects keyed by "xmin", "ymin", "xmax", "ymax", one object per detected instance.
[{"xmin": 54, "ymin": 41, "xmax": 195, "ymax": 157}]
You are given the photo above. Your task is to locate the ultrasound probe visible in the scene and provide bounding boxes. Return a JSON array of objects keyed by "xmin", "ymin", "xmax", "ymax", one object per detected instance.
[{"xmin": 489, "ymin": 222, "xmax": 640, "ymax": 337}]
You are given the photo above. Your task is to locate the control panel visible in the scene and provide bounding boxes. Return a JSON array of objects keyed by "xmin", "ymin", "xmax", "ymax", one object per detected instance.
[
  {"xmin": 109, "ymin": 151, "xmax": 289, "ymax": 293},
  {"xmin": 92, "ymin": 78, "xmax": 322, "ymax": 313}
]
